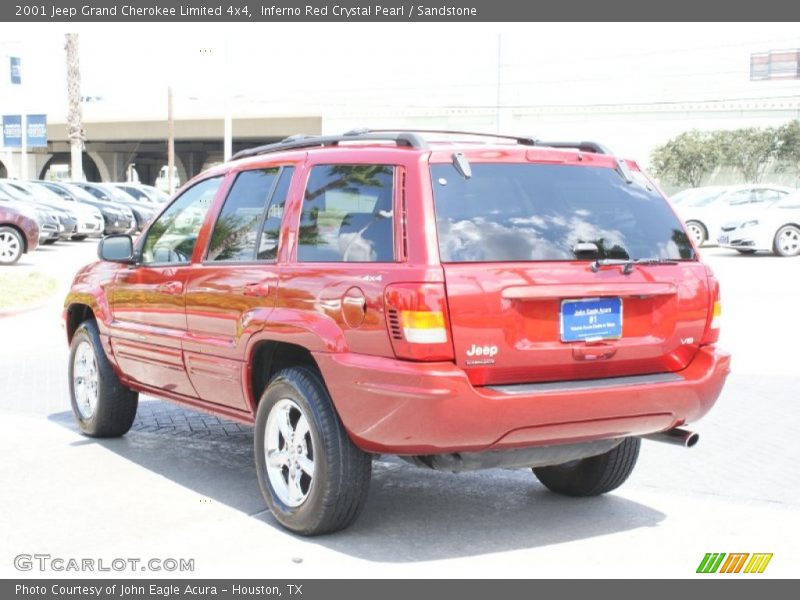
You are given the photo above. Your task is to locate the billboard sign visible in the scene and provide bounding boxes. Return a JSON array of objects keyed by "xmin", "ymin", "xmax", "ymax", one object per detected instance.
[
  {"xmin": 2, "ymin": 115, "xmax": 22, "ymax": 147},
  {"xmin": 2, "ymin": 115, "xmax": 48, "ymax": 148},
  {"xmin": 9, "ymin": 56, "xmax": 21, "ymax": 85},
  {"xmin": 26, "ymin": 114, "xmax": 48, "ymax": 147}
]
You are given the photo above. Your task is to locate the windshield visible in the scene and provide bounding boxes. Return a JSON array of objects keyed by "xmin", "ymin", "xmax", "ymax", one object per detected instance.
[
  {"xmin": 103, "ymin": 185, "xmax": 136, "ymax": 203},
  {"xmin": 430, "ymin": 163, "xmax": 695, "ymax": 262},
  {"xmin": 63, "ymin": 183, "xmax": 102, "ymax": 203},
  {"xmin": 27, "ymin": 183, "xmax": 65, "ymax": 203},
  {"xmin": 687, "ymin": 190, "xmax": 728, "ymax": 207}
]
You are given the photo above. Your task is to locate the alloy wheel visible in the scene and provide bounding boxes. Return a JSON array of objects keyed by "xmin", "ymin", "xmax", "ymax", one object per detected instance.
[
  {"xmin": 265, "ymin": 398, "xmax": 315, "ymax": 507},
  {"xmin": 73, "ymin": 341, "xmax": 99, "ymax": 419},
  {"xmin": 778, "ymin": 227, "xmax": 800, "ymax": 256},
  {"xmin": 0, "ymin": 231, "xmax": 21, "ymax": 264}
]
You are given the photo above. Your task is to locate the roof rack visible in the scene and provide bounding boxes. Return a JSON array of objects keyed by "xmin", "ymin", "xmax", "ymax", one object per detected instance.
[
  {"xmin": 355, "ymin": 128, "xmax": 538, "ymax": 146},
  {"xmin": 232, "ymin": 130, "xmax": 631, "ymax": 182},
  {"xmin": 232, "ymin": 130, "xmax": 428, "ymax": 160},
  {"xmin": 534, "ymin": 141, "xmax": 611, "ymax": 155}
]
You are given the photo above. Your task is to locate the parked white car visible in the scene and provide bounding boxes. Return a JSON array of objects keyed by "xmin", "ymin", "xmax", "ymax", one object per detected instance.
[
  {"xmin": 676, "ymin": 184, "xmax": 793, "ymax": 246},
  {"xmin": 669, "ymin": 185, "xmax": 726, "ymax": 207},
  {"xmin": 718, "ymin": 193, "xmax": 800, "ymax": 256}
]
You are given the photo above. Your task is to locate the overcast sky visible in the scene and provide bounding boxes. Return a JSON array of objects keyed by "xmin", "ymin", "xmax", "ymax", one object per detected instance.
[{"xmin": 2, "ymin": 22, "xmax": 799, "ymax": 122}]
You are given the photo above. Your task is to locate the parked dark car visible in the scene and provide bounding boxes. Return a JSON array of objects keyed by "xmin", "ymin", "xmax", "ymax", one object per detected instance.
[
  {"xmin": 0, "ymin": 179, "xmax": 79, "ymax": 240},
  {"xmin": 38, "ymin": 181, "xmax": 136, "ymax": 236},
  {"xmin": 71, "ymin": 182, "xmax": 155, "ymax": 232},
  {"xmin": 112, "ymin": 182, "xmax": 169, "ymax": 204},
  {"xmin": 0, "ymin": 192, "xmax": 39, "ymax": 265},
  {"xmin": 0, "ymin": 181, "xmax": 63, "ymax": 244}
]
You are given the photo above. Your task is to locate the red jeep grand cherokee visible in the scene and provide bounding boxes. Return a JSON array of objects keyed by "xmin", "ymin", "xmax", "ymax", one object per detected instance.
[{"xmin": 64, "ymin": 130, "xmax": 730, "ymax": 535}]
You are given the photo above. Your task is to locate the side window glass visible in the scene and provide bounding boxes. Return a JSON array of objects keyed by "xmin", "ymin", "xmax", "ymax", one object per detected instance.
[
  {"xmin": 257, "ymin": 166, "xmax": 294, "ymax": 261},
  {"xmin": 207, "ymin": 168, "xmax": 279, "ymax": 261},
  {"xmin": 142, "ymin": 177, "xmax": 221, "ymax": 265},
  {"xmin": 726, "ymin": 189, "xmax": 753, "ymax": 206},
  {"xmin": 754, "ymin": 189, "xmax": 784, "ymax": 204},
  {"xmin": 297, "ymin": 165, "xmax": 395, "ymax": 262}
]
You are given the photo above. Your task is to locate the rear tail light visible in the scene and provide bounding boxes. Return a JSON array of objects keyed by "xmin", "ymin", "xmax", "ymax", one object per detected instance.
[
  {"xmin": 384, "ymin": 283, "xmax": 454, "ymax": 361},
  {"xmin": 702, "ymin": 272, "xmax": 721, "ymax": 345}
]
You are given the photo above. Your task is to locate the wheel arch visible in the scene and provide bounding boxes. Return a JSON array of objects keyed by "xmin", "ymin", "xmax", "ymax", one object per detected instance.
[
  {"xmin": 247, "ymin": 339, "xmax": 322, "ymax": 413},
  {"xmin": 685, "ymin": 219, "xmax": 708, "ymax": 233},
  {"xmin": 65, "ymin": 302, "xmax": 97, "ymax": 343}
]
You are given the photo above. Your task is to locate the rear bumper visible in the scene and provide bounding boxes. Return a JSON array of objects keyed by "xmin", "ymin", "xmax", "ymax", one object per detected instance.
[{"xmin": 314, "ymin": 346, "xmax": 731, "ymax": 454}]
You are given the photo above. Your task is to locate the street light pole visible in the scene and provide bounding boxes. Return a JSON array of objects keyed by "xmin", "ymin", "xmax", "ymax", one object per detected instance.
[
  {"xmin": 20, "ymin": 114, "xmax": 27, "ymax": 179},
  {"xmin": 223, "ymin": 38, "xmax": 232, "ymax": 162},
  {"xmin": 168, "ymin": 85, "xmax": 175, "ymax": 194}
]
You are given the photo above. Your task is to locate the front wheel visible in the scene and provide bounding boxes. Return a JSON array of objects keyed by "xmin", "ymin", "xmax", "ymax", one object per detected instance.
[
  {"xmin": 0, "ymin": 226, "xmax": 24, "ymax": 265},
  {"xmin": 533, "ymin": 437, "xmax": 640, "ymax": 497},
  {"xmin": 254, "ymin": 367, "xmax": 372, "ymax": 535},
  {"xmin": 68, "ymin": 320, "xmax": 138, "ymax": 437},
  {"xmin": 773, "ymin": 225, "xmax": 800, "ymax": 257}
]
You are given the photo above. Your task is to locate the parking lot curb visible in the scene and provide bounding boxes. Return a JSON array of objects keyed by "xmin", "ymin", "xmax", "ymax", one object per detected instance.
[{"xmin": 0, "ymin": 299, "xmax": 51, "ymax": 319}]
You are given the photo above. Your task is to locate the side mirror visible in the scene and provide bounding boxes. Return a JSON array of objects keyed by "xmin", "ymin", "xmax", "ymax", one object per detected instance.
[{"xmin": 98, "ymin": 234, "xmax": 135, "ymax": 263}]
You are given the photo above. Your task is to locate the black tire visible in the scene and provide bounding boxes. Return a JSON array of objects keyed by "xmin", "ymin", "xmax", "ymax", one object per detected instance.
[
  {"xmin": 685, "ymin": 220, "xmax": 707, "ymax": 246},
  {"xmin": 735, "ymin": 249, "xmax": 756, "ymax": 255},
  {"xmin": 68, "ymin": 320, "xmax": 138, "ymax": 437},
  {"xmin": 254, "ymin": 367, "xmax": 372, "ymax": 535},
  {"xmin": 0, "ymin": 226, "xmax": 24, "ymax": 265},
  {"xmin": 773, "ymin": 225, "xmax": 800, "ymax": 257},
  {"xmin": 533, "ymin": 437, "xmax": 640, "ymax": 497}
]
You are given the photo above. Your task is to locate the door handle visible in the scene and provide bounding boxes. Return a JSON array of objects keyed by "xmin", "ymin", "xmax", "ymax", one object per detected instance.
[
  {"xmin": 157, "ymin": 281, "xmax": 184, "ymax": 295},
  {"xmin": 242, "ymin": 282, "xmax": 271, "ymax": 297}
]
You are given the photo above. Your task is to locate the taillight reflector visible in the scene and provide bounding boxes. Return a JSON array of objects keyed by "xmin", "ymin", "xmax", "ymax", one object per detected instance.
[
  {"xmin": 384, "ymin": 283, "xmax": 454, "ymax": 361},
  {"xmin": 702, "ymin": 272, "xmax": 721, "ymax": 345}
]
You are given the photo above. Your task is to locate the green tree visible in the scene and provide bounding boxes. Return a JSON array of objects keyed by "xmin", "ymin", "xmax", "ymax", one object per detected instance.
[
  {"xmin": 714, "ymin": 127, "xmax": 782, "ymax": 183},
  {"xmin": 777, "ymin": 120, "xmax": 800, "ymax": 177},
  {"xmin": 650, "ymin": 130, "xmax": 719, "ymax": 188}
]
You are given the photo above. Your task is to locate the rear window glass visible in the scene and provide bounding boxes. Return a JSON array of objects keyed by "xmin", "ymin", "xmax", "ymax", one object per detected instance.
[
  {"xmin": 431, "ymin": 163, "xmax": 695, "ymax": 262},
  {"xmin": 297, "ymin": 165, "xmax": 394, "ymax": 262}
]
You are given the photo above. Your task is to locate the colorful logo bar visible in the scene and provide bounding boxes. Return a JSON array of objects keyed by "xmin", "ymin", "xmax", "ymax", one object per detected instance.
[{"xmin": 697, "ymin": 553, "xmax": 773, "ymax": 574}]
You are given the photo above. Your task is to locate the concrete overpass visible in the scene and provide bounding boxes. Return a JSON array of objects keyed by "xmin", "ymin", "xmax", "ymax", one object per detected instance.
[{"xmin": 0, "ymin": 115, "xmax": 322, "ymax": 184}]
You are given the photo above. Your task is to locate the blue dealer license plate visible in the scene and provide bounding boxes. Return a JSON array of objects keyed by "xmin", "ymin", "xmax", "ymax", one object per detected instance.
[{"xmin": 560, "ymin": 297, "xmax": 622, "ymax": 342}]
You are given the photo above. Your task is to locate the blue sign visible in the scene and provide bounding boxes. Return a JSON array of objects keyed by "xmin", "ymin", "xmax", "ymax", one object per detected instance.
[
  {"xmin": 561, "ymin": 297, "xmax": 623, "ymax": 342},
  {"xmin": 2, "ymin": 115, "xmax": 48, "ymax": 148},
  {"xmin": 2, "ymin": 115, "xmax": 22, "ymax": 148},
  {"xmin": 10, "ymin": 57, "xmax": 21, "ymax": 85},
  {"xmin": 26, "ymin": 114, "xmax": 47, "ymax": 147}
]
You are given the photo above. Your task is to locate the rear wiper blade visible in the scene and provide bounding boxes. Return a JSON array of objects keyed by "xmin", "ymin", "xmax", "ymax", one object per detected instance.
[{"xmin": 591, "ymin": 257, "xmax": 679, "ymax": 274}]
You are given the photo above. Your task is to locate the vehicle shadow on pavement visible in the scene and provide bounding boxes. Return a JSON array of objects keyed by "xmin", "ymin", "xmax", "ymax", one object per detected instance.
[{"xmin": 49, "ymin": 400, "xmax": 665, "ymax": 562}]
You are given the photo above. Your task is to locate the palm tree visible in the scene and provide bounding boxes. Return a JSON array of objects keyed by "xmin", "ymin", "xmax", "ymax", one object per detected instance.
[{"xmin": 64, "ymin": 34, "xmax": 84, "ymax": 181}]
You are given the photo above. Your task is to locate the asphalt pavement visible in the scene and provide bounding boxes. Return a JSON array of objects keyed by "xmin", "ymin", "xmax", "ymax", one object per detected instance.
[{"xmin": 0, "ymin": 240, "xmax": 798, "ymax": 578}]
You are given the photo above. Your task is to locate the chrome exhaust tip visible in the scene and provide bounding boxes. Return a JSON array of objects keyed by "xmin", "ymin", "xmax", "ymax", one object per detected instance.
[{"xmin": 643, "ymin": 428, "xmax": 699, "ymax": 448}]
